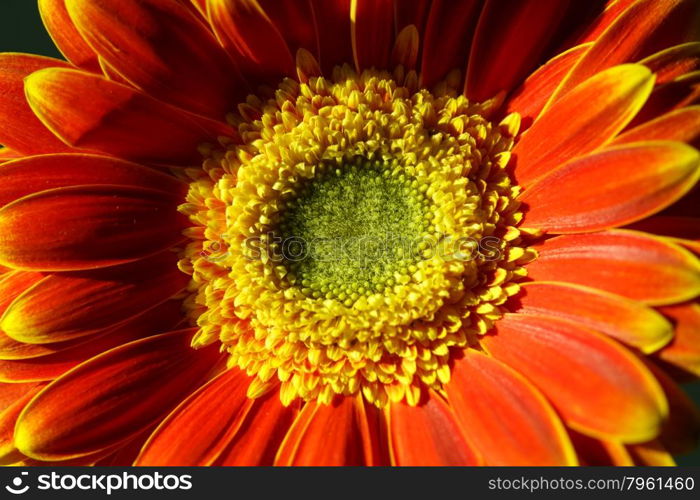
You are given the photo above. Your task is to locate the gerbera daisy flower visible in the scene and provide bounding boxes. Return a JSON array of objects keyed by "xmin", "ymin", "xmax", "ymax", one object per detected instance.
[{"xmin": 0, "ymin": 0, "xmax": 699, "ymax": 466}]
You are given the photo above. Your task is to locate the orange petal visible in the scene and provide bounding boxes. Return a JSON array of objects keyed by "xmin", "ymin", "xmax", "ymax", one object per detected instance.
[
  {"xmin": 215, "ymin": 390, "xmax": 299, "ymax": 466},
  {"xmin": 655, "ymin": 302, "xmax": 700, "ymax": 378},
  {"xmin": 0, "ymin": 300, "xmax": 183, "ymax": 382},
  {"xmin": 663, "ymin": 184, "xmax": 700, "ymax": 218},
  {"xmin": 628, "ymin": 440, "xmax": 675, "ymax": 466},
  {"xmin": 0, "ymin": 154, "xmax": 187, "ymax": 208},
  {"xmin": 0, "ymin": 253, "xmax": 188, "ymax": 344},
  {"xmin": 0, "ymin": 271, "xmax": 65, "ymax": 359},
  {"xmin": 645, "ymin": 361, "xmax": 700, "ymax": 454},
  {"xmin": 633, "ymin": 0, "xmax": 700, "ymax": 58},
  {"xmin": 631, "ymin": 71, "xmax": 700, "ymax": 126},
  {"xmin": 309, "ymin": 0, "xmax": 353, "ymax": 75},
  {"xmin": 207, "ymin": 0, "xmax": 294, "ymax": 86},
  {"xmin": 0, "ymin": 382, "xmax": 41, "ymax": 413},
  {"xmin": 569, "ymin": 431, "xmax": 634, "ymax": 466},
  {"xmin": 447, "ymin": 351, "xmax": 576, "ymax": 465},
  {"xmin": 24, "ymin": 68, "xmax": 231, "ymax": 164},
  {"xmin": 275, "ymin": 396, "xmax": 381, "ymax": 466},
  {"xmin": 483, "ymin": 314, "xmax": 668, "ymax": 443},
  {"xmin": 17, "ymin": 450, "xmax": 113, "ymax": 466},
  {"xmin": 394, "ymin": 0, "xmax": 431, "ymax": 40},
  {"xmin": 66, "ymin": 0, "xmax": 243, "ymax": 119},
  {"xmin": 258, "ymin": 0, "xmax": 318, "ymax": 55},
  {"xmin": 350, "ymin": 0, "xmax": 393, "ymax": 71},
  {"xmin": 0, "ymin": 384, "xmax": 43, "ymax": 464},
  {"xmin": 465, "ymin": 0, "xmax": 571, "ymax": 102},
  {"xmin": 0, "ymin": 54, "xmax": 72, "ymax": 155},
  {"xmin": 520, "ymin": 141, "xmax": 700, "ymax": 233},
  {"xmin": 419, "ymin": 0, "xmax": 481, "ymax": 89},
  {"xmin": 0, "ymin": 272, "xmax": 45, "ymax": 317},
  {"xmin": 640, "ymin": 42, "xmax": 700, "ymax": 84},
  {"xmin": 387, "ymin": 393, "xmax": 480, "ymax": 465},
  {"xmin": 391, "ymin": 25, "xmax": 419, "ymax": 70},
  {"xmin": 547, "ymin": 0, "xmax": 685, "ymax": 103},
  {"xmin": 14, "ymin": 329, "xmax": 220, "ymax": 461},
  {"xmin": 506, "ymin": 43, "xmax": 592, "ymax": 129},
  {"xmin": 135, "ymin": 368, "xmax": 254, "ymax": 465},
  {"xmin": 38, "ymin": 0, "xmax": 100, "ymax": 71},
  {"xmin": 95, "ymin": 428, "xmax": 153, "ymax": 466},
  {"xmin": 627, "ymin": 216, "xmax": 700, "ymax": 254},
  {"xmin": 561, "ymin": 0, "xmax": 637, "ymax": 47},
  {"xmin": 613, "ymin": 106, "xmax": 700, "ymax": 147},
  {"xmin": 0, "ymin": 148, "xmax": 19, "ymax": 162},
  {"xmin": 0, "ymin": 332, "xmax": 83, "ymax": 362},
  {"xmin": 512, "ymin": 64, "xmax": 654, "ymax": 187},
  {"xmin": 515, "ymin": 282, "xmax": 673, "ymax": 353},
  {"xmin": 0, "ymin": 185, "xmax": 188, "ymax": 271},
  {"xmin": 526, "ymin": 230, "xmax": 700, "ymax": 305}
]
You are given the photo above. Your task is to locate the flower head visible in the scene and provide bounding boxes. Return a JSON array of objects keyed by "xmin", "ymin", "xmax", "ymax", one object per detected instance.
[{"xmin": 0, "ymin": 0, "xmax": 699, "ymax": 466}]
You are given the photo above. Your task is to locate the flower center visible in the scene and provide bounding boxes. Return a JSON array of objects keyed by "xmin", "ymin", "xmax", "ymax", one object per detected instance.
[
  {"xmin": 276, "ymin": 160, "xmax": 434, "ymax": 302},
  {"xmin": 179, "ymin": 66, "xmax": 534, "ymax": 407}
]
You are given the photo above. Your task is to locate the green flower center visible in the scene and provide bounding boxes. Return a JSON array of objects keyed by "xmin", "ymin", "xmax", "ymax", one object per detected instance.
[{"xmin": 276, "ymin": 159, "xmax": 435, "ymax": 303}]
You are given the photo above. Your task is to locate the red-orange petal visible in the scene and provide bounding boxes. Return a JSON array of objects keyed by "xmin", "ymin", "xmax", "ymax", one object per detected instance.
[
  {"xmin": 0, "ymin": 54, "xmax": 72, "ymax": 155},
  {"xmin": 627, "ymin": 216, "xmax": 700, "ymax": 254},
  {"xmin": 0, "ymin": 300, "xmax": 183, "ymax": 382},
  {"xmin": 24, "ymin": 68, "xmax": 231, "ymax": 164},
  {"xmin": 612, "ymin": 106, "xmax": 700, "ymax": 147},
  {"xmin": 548, "ymin": 0, "xmax": 685, "ymax": 103},
  {"xmin": 350, "ymin": 0, "xmax": 393, "ymax": 71},
  {"xmin": 0, "ymin": 185, "xmax": 188, "ymax": 271},
  {"xmin": 1, "ymin": 272, "xmax": 57, "ymax": 359},
  {"xmin": 309, "ymin": 0, "xmax": 353, "ymax": 75},
  {"xmin": 0, "ymin": 148, "xmax": 19, "ymax": 161},
  {"xmin": 447, "ymin": 351, "xmax": 576, "ymax": 465},
  {"xmin": 628, "ymin": 440, "xmax": 676, "ymax": 466},
  {"xmin": 514, "ymin": 282, "xmax": 673, "ymax": 353},
  {"xmin": 38, "ymin": 0, "xmax": 100, "ymax": 71},
  {"xmin": 275, "ymin": 396, "xmax": 380, "ymax": 466},
  {"xmin": 512, "ymin": 64, "xmax": 654, "ymax": 187},
  {"xmin": 561, "ymin": 0, "xmax": 637, "ymax": 47},
  {"xmin": 526, "ymin": 230, "xmax": 700, "ymax": 305},
  {"xmin": 520, "ymin": 141, "xmax": 700, "ymax": 233},
  {"xmin": 135, "ymin": 368, "xmax": 253, "ymax": 465},
  {"xmin": 258, "ymin": 0, "xmax": 318, "ymax": 56},
  {"xmin": 0, "ymin": 252, "xmax": 188, "ymax": 344},
  {"xmin": 14, "ymin": 330, "xmax": 220, "ymax": 460},
  {"xmin": 419, "ymin": 0, "xmax": 481, "ymax": 89},
  {"xmin": 569, "ymin": 431, "xmax": 635, "ymax": 466},
  {"xmin": 506, "ymin": 43, "xmax": 592, "ymax": 129},
  {"xmin": 207, "ymin": 0, "xmax": 294, "ymax": 86},
  {"xmin": 631, "ymin": 71, "xmax": 700, "ymax": 126},
  {"xmin": 0, "ymin": 382, "xmax": 41, "ymax": 412},
  {"xmin": 640, "ymin": 42, "xmax": 700, "ymax": 85},
  {"xmin": 0, "ymin": 332, "xmax": 88, "ymax": 362},
  {"xmin": 465, "ymin": 0, "xmax": 571, "ymax": 102},
  {"xmin": 654, "ymin": 302, "xmax": 700, "ymax": 378},
  {"xmin": 391, "ymin": 25, "xmax": 419, "ymax": 71},
  {"xmin": 66, "ymin": 0, "xmax": 243, "ymax": 119},
  {"xmin": 645, "ymin": 361, "xmax": 700, "ymax": 454},
  {"xmin": 215, "ymin": 390, "xmax": 299, "ymax": 466},
  {"xmin": 483, "ymin": 314, "xmax": 668, "ymax": 442},
  {"xmin": 0, "ymin": 384, "xmax": 43, "ymax": 464},
  {"xmin": 387, "ymin": 394, "xmax": 480, "ymax": 465},
  {"xmin": 0, "ymin": 154, "xmax": 187, "ymax": 208},
  {"xmin": 394, "ymin": 0, "xmax": 431, "ymax": 41},
  {"xmin": 0, "ymin": 272, "xmax": 45, "ymax": 317}
]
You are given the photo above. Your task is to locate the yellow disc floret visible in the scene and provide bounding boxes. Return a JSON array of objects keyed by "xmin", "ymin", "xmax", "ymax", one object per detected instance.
[{"xmin": 179, "ymin": 66, "xmax": 534, "ymax": 407}]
